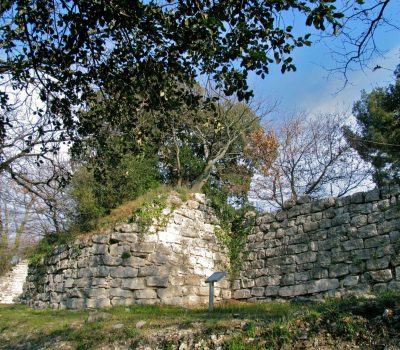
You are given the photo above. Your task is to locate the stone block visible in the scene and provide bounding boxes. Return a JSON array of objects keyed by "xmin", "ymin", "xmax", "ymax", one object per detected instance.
[
  {"xmin": 115, "ymin": 223, "xmax": 140, "ymax": 233},
  {"xmin": 317, "ymin": 252, "xmax": 332, "ymax": 267},
  {"xmin": 281, "ymin": 273, "xmax": 295, "ymax": 286},
  {"xmin": 342, "ymin": 239, "xmax": 364, "ymax": 251},
  {"xmin": 366, "ymin": 269, "xmax": 393, "ymax": 283},
  {"xmin": 134, "ymin": 289, "xmax": 157, "ymax": 299},
  {"xmin": 342, "ymin": 275, "xmax": 359, "ymax": 287},
  {"xmin": 311, "ymin": 200, "xmax": 325, "ymax": 212},
  {"xmin": 387, "ymin": 281, "xmax": 400, "ymax": 292},
  {"xmin": 367, "ymin": 212, "xmax": 384, "ymax": 224},
  {"xmin": 101, "ymin": 255, "xmax": 123, "ymax": 266},
  {"xmin": 122, "ymin": 278, "xmax": 146, "ymax": 290},
  {"xmin": 319, "ymin": 239, "xmax": 339, "ymax": 251},
  {"xmin": 286, "ymin": 244, "xmax": 308, "ymax": 254},
  {"xmin": 372, "ymin": 283, "xmax": 387, "ymax": 294},
  {"xmin": 312, "ymin": 268, "xmax": 328, "ymax": 279},
  {"xmin": 329, "ymin": 264, "xmax": 349, "ymax": 278},
  {"xmin": 157, "ymin": 286, "xmax": 184, "ymax": 299},
  {"xmin": 350, "ymin": 215, "xmax": 368, "ymax": 227},
  {"xmin": 331, "ymin": 251, "xmax": 351, "ymax": 263},
  {"xmin": 110, "ymin": 232, "xmax": 138, "ymax": 243},
  {"xmin": 331, "ymin": 213, "xmax": 350, "ymax": 227},
  {"xmin": 233, "ymin": 289, "xmax": 251, "ymax": 299},
  {"xmin": 138, "ymin": 266, "xmax": 164, "ymax": 277},
  {"xmin": 109, "ymin": 267, "xmax": 138, "ymax": 278},
  {"xmin": 396, "ymin": 266, "xmax": 400, "ymax": 280},
  {"xmin": 390, "ymin": 231, "xmax": 400, "ymax": 243},
  {"xmin": 86, "ymin": 298, "xmax": 111, "ymax": 308},
  {"xmin": 66, "ymin": 298, "xmax": 86, "ymax": 309},
  {"xmin": 303, "ymin": 222, "xmax": 319, "ymax": 233},
  {"xmin": 91, "ymin": 244, "xmax": 108, "ymax": 255},
  {"xmin": 241, "ymin": 278, "xmax": 255, "ymax": 289},
  {"xmin": 294, "ymin": 272, "xmax": 310, "ymax": 282},
  {"xmin": 255, "ymin": 275, "xmax": 280, "ymax": 286},
  {"xmin": 364, "ymin": 188, "xmax": 380, "ymax": 202},
  {"xmin": 148, "ymin": 253, "xmax": 169, "ymax": 265},
  {"xmin": 366, "ymin": 257, "xmax": 390, "ymax": 271},
  {"xmin": 307, "ymin": 279, "xmax": 339, "ymax": 294},
  {"xmin": 109, "ymin": 288, "xmax": 135, "ymax": 298},
  {"xmin": 364, "ymin": 235, "xmax": 390, "ymax": 248},
  {"xmin": 351, "ymin": 192, "xmax": 364, "ymax": 204},
  {"xmin": 264, "ymin": 286, "xmax": 279, "ymax": 296},
  {"xmin": 111, "ymin": 298, "xmax": 135, "ymax": 306},
  {"xmin": 122, "ymin": 256, "xmax": 148, "ymax": 267},
  {"xmin": 92, "ymin": 235, "xmax": 109, "ymax": 244},
  {"xmin": 146, "ymin": 276, "xmax": 169, "ymax": 287},
  {"xmin": 251, "ymin": 287, "xmax": 265, "ymax": 297},
  {"xmin": 279, "ymin": 284, "xmax": 307, "ymax": 297},
  {"xmin": 295, "ymin": 252, "xmax": 317, "ymax": 264},
  {"xmin": 357, "ymin": 224, "xmax": 378, "ymax": 238},
  {"xmin": 352, "ymin": 248, "xmax": 374, "ymax": 261}
]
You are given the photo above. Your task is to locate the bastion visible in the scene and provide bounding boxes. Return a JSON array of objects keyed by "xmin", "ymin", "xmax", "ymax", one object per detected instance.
[{"xmin": 21, "ymin": 193, "xmax": 230, "ymax": 309}]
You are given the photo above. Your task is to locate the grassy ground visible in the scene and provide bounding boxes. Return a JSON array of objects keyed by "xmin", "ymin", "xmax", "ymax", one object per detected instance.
[{"xmin": 0, "ymin": 294, "xmax": 399, "ymax": 350}]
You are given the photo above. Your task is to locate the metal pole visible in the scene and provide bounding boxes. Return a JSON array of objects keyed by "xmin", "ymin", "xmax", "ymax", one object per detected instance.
[{"xmin": 208, "ymin": 281, "xmax": 214, "ymax": 312}]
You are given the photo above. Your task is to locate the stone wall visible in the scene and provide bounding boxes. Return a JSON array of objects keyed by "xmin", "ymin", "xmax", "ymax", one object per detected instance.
[
  {"xmin": 234, "ymin": 186, "xmax": 400, "ymax": 301},
  {"xmin": 21, "ymin": 193, "xmax": 230, "ymax": 309}
]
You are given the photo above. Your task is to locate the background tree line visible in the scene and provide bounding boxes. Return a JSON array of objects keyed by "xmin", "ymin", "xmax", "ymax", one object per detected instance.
[{"xmin": 0, "ymin": 0, "xmax": 398, "ymax": 269}]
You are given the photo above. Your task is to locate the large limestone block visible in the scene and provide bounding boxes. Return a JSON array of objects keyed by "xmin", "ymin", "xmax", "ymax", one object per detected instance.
[
  {"xmin": 146, "ymin": 276, "xmax": 169, "ymax": 287},
  {"xmin": 307, "ymin": 279, "xmax": 339, "ymax": 294},
  {"xmin": 278, "ymin": 284, "xmax": 307, "ymax": 297},
  {"xmin": 233, "ymin": 289, "xmax": 251, "ymax": 299},
  {"xmin": 366, "ymin": 269, "xmax": 393, "ymax": 283},
  {"xmin": 109, "ymin": 267, "xmax": 138, "ymax": 278},
  {"xmin": 134, "ymin": 289, "xmax": 157, "ymax": 299}
]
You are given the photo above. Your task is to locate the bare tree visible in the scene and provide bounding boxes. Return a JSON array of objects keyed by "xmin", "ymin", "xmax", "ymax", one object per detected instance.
[
  {"xmin": 324, "ymin": 0, "xmax": 399, "ymax": 84},
  {"xmin": 252, "ymin": 111, "xmax": 374, "ymax": 209}
]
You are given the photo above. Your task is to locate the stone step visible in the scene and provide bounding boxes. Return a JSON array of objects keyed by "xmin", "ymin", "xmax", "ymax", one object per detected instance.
[{"xmin": 0, "ymin": 260, "xmax": 29, "ymax": 304}]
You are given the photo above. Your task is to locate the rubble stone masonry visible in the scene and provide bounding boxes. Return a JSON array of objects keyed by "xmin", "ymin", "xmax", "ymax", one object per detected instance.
[
  {"xmin": 21, "ymin": 193, "xmax": 230, "ymax": 309},
  {"xmin": 233, "ymin": 186, "xmax": 400, "ymax": 301}
]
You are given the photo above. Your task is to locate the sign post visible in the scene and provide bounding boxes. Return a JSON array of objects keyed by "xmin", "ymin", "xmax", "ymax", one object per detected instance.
[{"xmin": 205, "ymin": 271, "xmax": 226, "ymax": 312}]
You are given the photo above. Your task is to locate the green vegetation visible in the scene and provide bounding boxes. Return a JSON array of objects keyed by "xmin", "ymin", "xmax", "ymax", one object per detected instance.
[
  {"xmin": 206, "ymin": 185, "xmax": 257, "ymax": 279},
  {"xmin": 0, "ymin": 294, "xmax": 399, "ymax": 349},
  {"xmin": 345, "ymin": 69, "xmax": 400, "ymax": 186}
]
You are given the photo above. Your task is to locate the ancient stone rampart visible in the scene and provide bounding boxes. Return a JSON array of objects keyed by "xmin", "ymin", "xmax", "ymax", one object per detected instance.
[
  {"xmin": 21, "ymin": 193, "xmax": 230, "ymax": 309},
  {"xmin": 234, "ymin": 186, "xmax": 400, "ymax": 301}
]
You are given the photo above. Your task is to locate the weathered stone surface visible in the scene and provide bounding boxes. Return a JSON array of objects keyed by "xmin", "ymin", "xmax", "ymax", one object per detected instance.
[
  {"xmin": 366, "ymin": 257, "xmax": 390, "ymax": 271},
  {"xmin": 279, "ymin": 284, "xmax": 307, "ymax": 297},
  {"xmin": 20, "ymin": 195, "xmax": 230, "ymax": 309},
  {"xmin": 364, "ymin": 235, "xmax": 390, "ymax": 248},
  {"xmin": 307, "ymin": 279, "xmax": 339, "ymax": 294},
  {"xmin": 342, "ymin": 239, "xmax": 364, "ymax": 251},
  {"xmin": 233, "ymin": 289, "xmax": 251, "ymax": 299},
  {"xmin": 342, "ymin": 275, "xmax": 359, "ymax": 287},
  {"xmin": 366, "ymin": 269, "xmax": 393, "ymax": 283},
  {"xmin": 146, "ymin": 276, "xmax": 169, "ymax": 287},
  {"xmin": 134, "ymin": 289, "xmax": 157, "ymax": 299}
]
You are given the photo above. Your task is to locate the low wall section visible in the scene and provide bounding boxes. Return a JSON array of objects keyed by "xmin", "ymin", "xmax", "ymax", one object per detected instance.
[
  {"xmin": 21, "ymin": 193, "xmax": 230, "ymax": 309},
  {"xmin": 234, "ymin": 186, "xmax": 400, "ymax": 300}
]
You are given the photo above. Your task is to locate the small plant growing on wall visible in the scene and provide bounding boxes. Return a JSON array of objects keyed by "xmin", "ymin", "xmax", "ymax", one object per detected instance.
[
  {"xmin": 129, "ymin": 194, "xmax": 169, "ymax": 237},
  {"xmin": 121, "ymin": 252, "xmax": 131, "ymax": 259}
]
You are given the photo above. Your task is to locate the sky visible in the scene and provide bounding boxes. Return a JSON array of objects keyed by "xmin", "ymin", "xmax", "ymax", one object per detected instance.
[{"xmin": 247, "ymin": 1, "xmax": 400, "ymax": 120}]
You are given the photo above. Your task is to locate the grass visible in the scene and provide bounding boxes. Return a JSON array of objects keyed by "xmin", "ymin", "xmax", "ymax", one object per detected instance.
[{"xmin": 0, "ymin": 293, "xmax": 399, "ymax": 349}]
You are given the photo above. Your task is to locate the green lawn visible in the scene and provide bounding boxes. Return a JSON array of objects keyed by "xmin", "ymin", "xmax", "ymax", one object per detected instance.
[{"xmin": 0, "ymin": 294, "xmax": 399, "ymax": 349}]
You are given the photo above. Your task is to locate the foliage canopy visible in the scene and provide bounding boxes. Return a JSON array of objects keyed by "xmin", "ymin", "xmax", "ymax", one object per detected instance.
[{"xmin": 346, "ymin": 73, "xmax": 400, "ymax": 186}]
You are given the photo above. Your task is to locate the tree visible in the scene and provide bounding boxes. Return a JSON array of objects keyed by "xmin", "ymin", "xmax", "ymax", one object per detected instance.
[
  {"xmin": 0, "ymin": 0, "xmax": 350, "ymax": 143},
  {"xmin": 345, "ymin": 73, "xmax": 400, "ymax": 186},
  {"xmin": 252, "ymin": 112, "xmax": 373, "ymax": 209}
]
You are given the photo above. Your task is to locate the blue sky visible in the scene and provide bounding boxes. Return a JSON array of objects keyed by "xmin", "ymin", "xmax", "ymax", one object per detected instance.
[{"xmin": 247, "ymin": 2, "xmax": 400, "ymax": 119}]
